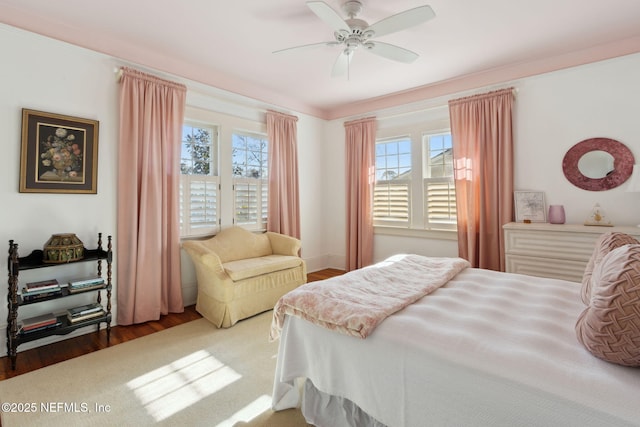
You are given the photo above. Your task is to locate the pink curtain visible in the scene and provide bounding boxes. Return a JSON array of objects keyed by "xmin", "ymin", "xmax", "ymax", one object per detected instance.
[
  {"xmin": 266, "ymin": 110, "xmax": 301, "ymax": 239},
  {"xmin": 117, "ymin": 67, "xmax": 186, "ymax": 325},
  {"xmin": 448, "ymin": 88, "xmax": 514, "ymax": 271},
  {"xmin": 345, "ymin": 117, "xmax": 377, "ymax": 271}
]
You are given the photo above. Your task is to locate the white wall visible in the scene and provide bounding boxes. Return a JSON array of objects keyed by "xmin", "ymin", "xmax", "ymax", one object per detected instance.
[
  {"xmin": 514, "ymin": 56, "xmax": 640, "ymax": 225},
  {"xmin": 0, "ymin": 24, "xmax": 327, "ymax": 352},
  {"xmin": 0, "ymin": 25, "xmax": 120, "ymax": 350},
  {"xmin": 322, "ymin": 52, "xmax": 640, "ymax": 267}
]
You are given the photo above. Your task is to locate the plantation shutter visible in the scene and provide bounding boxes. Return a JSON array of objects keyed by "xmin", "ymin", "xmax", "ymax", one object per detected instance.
[
  {"xmin": 233, "ymin": 178, "xmax": 267, "ymax": 228},
  {"xmin": 373, "ymin": 180, "xmax": 410, "ymax": 227},
  {"xmin": 180, "ymin": 176, "xmax": 219, "ymax": 236},
  {"xmin": 424, "ymin": 177, "xmax": 456, "ymax": 229}
]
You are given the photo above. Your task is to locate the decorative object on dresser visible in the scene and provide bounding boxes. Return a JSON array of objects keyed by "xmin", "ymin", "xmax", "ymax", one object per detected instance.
[
  {"xmin": 6, "ymin": 233, "xmax": 113, "ymax": 370},
  {"xmin": 513, "ymin": 191, "xmax": 546, "ymax": 223},
  {"xmin": 19, "ymin": 109, "xmax": 99, "ymax": 194},
  {"xmin": 584, "ymin": 202, "xmax": 612, "ymax": 226},
  {"xmin": 562, "ymin": 137, "xmax": 634, "ymax": 191},
  {"xmin": 503, "ymin": 222, "xmax": 640, "ymax": 282},
  {"xmin": 547, "ymin": 205, "xmax": 566, "ymax": 224}
]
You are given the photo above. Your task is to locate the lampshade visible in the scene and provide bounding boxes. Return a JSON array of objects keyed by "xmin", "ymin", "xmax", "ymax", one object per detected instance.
[{"xmin": 626, "ymin": 164, "xmax": 640, "ymax": 193}]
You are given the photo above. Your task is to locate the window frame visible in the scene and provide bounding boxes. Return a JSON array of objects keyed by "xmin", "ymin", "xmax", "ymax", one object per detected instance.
[
  {"xmin": 373, "ymin": 125, "xmax": 456, "ymax": 235},
  {"xmin": 422, "ymin": 131, "xmax": 457, "ymax": 231},
  {"xmin": 179, "ymin": 122, "xmax": 220, "ymax": 238},
  {"xmin": 231, "ymin": 130, "xmax": 269, "ymax": 231},
  {"xmin": 374, "ymin": 136, "xmax": 412, "ymax": 228}
]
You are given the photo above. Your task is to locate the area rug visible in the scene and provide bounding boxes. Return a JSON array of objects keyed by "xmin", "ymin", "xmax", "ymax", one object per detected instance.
[{"xmin": 0, "ymin": 311, "xmax": 308, "ymax": 427}]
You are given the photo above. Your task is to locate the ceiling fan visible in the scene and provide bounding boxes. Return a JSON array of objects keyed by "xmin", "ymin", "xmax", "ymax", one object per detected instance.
[{"xmin": 273, "ymin": 1, "xmax": 436, "ymax": 78}]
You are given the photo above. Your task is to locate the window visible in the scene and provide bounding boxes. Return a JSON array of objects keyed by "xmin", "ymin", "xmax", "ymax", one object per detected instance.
[
  {"xmin": 423, "ymin": 133, "xmax": 456, "ymax": 229},
  {"xmin": 180, "ymin": 123, "xmax": 219, "ymax": 237},
  {"xmin": 374, "ymin": 137, "xmax": 412, "ymax": 227},
  {"xmin": 232, "ymin": 132, "xmax": 268, "ymax": 230},
  {"xmin": 374, "ymin": 130, "xmax": 456, "ymax": 231}
]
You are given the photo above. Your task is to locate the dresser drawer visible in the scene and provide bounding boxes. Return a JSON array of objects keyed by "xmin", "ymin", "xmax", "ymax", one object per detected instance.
[
  {"xmin": 504, "ymin": 228, "xmax": 599, "ymax": 263},
  {"xmin": 503, "ymin": 222, "xmax": 640, "ymax": 282},
  {"xmin": 505, "ymin": 254, "xmax": 586, "ymax": 283}
]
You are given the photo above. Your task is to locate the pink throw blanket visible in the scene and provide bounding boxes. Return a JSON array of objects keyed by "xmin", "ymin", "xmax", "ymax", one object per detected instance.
[{"xmin": 270, "ymin": 254, "xmax": 470, "ymax": 340}]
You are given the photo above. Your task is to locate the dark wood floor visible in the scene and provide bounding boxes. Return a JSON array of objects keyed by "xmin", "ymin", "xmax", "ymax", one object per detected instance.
[{"xmin": 0, "ymin": 268, "xmax": 344, "ymax": 380}]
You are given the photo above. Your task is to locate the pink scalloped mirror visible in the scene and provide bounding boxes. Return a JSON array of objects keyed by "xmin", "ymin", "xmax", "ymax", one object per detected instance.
[{"xmin": 562, "ymin": 138, "xmax": 634, "ymax": 191}]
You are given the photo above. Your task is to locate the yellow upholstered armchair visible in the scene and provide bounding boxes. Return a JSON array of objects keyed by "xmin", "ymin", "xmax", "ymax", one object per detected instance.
[{"xmin": 182, "ymin": 226, "xmax": 307, "ymax": 327}]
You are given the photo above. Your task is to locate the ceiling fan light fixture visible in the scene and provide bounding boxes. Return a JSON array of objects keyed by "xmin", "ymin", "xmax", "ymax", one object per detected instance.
[{"xmin": 335, "ymin": 29, "xmax": 350, "ymax": 42}]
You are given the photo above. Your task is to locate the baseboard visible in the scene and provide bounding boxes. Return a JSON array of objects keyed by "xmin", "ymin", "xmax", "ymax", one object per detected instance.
[
  {"xmin": 304, "ymin": 254, "xmax": 346, "ymax": 272},
  {"xmin": 181, "ymin": 282, "xmax": 197, "ymax": 306}
]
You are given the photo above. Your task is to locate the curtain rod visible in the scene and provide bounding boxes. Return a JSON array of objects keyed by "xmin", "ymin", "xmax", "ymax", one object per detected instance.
[{"xmin": 357, "ymin": 86, "xmax": 518, "ymax": 122}]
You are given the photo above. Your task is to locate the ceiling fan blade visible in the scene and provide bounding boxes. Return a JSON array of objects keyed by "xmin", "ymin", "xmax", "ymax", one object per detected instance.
[
  {"xmin": 367, "ymin": 5, "xmax": 435, "ymax": 38},
  {"xmin": 307, "ymin": 1, "xmax": 351, "ymax": 33},
  {"xmin": 273, "ymin": 41, "xmax": 340, "ymax": 54},
  {"xmin": 366, "ymin": 41, "xmax": 419, "ymax": 63},
  {"xmin": 331, "ymin": 50, "xmax": 353, "ymax": 77}
]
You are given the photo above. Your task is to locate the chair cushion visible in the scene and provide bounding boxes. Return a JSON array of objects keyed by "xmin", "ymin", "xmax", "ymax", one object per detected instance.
[
  {"xmin": 581, "ymin": 232, "xmax": 639, "ymax": 304},
  {"xmin": 575, "ymin": 244, "xmax": 640, "ymax": 367},
  {"xmin": 223, "ymin": 255, "xmax": 303, "ymax": 281},
  {"xmin": 198, "ymin": 226, "xmax": 273, "ymax": 263}
]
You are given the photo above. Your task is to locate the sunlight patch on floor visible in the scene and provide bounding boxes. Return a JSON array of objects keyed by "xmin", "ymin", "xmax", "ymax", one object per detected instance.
[
  {"xmin": 215, "ymin": 394, "xmax": 273, "ymax": 427},
  {"xmin": 127, "ymin": 350, "xmax": 241, "ymax": 422}
]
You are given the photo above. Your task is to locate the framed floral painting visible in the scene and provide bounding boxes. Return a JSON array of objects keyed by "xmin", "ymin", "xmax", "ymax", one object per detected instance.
[{"xmin": 20, "ymin": 109, "xmax": 99, "ymax": 193}]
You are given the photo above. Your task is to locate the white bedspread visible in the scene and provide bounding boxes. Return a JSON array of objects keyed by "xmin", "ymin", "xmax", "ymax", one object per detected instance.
[{"xmin": 272, "ymin": 266, "xmax": 640, "ymax": 427}]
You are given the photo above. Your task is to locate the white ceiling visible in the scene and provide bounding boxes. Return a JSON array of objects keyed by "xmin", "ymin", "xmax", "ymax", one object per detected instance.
[{"xmin": 1, "ymin": 0, "xmax": 640, "ymax": 119}]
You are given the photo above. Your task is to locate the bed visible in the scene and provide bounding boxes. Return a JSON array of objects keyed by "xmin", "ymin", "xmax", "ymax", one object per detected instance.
[{"xmin": 270, "ymin": 245, "xmax": 640, "ymax": 427}]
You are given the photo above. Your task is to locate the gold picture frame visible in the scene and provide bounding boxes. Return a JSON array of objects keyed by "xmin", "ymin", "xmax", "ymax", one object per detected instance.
[{"xmin": 20, "ymin": 109, "xmax": 99, "ymax": 194}]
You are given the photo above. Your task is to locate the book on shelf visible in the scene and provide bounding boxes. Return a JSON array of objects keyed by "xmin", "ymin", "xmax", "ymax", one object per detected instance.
[
  {"xmin": 19, "ymin": 320, "xmax": 63, "ymax": 335},
  {"xmin": 68, "ymin": 283, "xmax": 105, "ymax": 293},
  {"xmin": 67, "ymin": 303, "xmax": 103, "ymax": 318},
  {"xmin": 25, "ymin": 279, "xmax": 60, "ymax": 292},
  {"xmin": 21, "ymin": 285, "xmax": 62, "ymax": 295},
  {"xmin": 67, "ymin": 310, "xmax": 105, "ymax": 324},
  {"xmin": 19, "ymin": 313, "xmax": 58, "ymax": 332},
  {"xmin": 69, "ymin": 277, "xmax": 104, "ymax": 288},
  {"xmin": 21, "ymin": 289, "xmax": 63, "ymax": 302}
]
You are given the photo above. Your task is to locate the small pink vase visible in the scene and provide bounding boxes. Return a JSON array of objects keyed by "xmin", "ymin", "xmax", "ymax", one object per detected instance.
[{"xmin": 548, "ymin": 205, "xmax": 566, "ymax": 224}]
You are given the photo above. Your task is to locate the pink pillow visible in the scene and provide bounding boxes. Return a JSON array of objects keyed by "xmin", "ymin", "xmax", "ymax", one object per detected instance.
[
  {"xmin": 581, "ymin": 232, "xmax": 639, "ymax": 304},
  {"xmin": 575, "ymin": 244, "xmax": 640, "ymax": 367}
]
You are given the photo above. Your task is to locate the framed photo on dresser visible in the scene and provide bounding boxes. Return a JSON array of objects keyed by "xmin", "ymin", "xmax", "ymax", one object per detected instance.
[{"xmin": 514, "ymin": 191, "xmax": 546, "ymax": 223}]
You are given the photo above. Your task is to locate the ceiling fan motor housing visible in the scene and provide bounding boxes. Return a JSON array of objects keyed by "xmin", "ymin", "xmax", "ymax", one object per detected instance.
[
  {"xmin": 335, "ymin": 17, "xmax": 374, "ymax": 49},
  {"xmin": 342, "ymin": 0, "xmax": 363, "ymax": 18}
]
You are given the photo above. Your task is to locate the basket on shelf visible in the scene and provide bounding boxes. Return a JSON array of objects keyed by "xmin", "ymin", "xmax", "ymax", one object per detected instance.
[{"xmin": 43, "ymin": 233, "xmax": 84, "ymax": 263}]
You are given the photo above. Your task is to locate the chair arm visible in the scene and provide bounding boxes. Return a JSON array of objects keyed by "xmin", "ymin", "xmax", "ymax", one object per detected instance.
[
  {"xmin": 266, "ymin": 232, "xmax": 301, "ymax": 256},
  {"xmin": 182, "ymin": 241, "xmax": 226, "ymax": 276}
]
